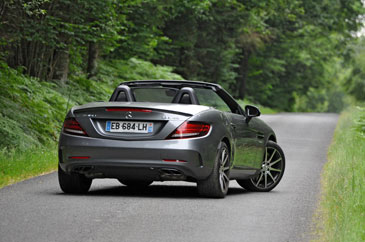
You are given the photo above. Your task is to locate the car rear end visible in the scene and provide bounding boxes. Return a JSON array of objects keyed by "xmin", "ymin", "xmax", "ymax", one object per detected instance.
[{"xmin": 58, "ymin": 102, "xmax": 218, "ymax": 182}]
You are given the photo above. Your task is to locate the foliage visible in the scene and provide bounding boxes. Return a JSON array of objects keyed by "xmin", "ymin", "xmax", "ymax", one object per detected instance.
[
  {"xmin": 344, "ymin": 37, "xmax": 365, "ymax": 101},
  {"xmin": 314, "ymin": 106, "xmax": 365, "ymax": 241},
  {"xmin": 354, "ymin": 106, "xmax": 365, "ymax": 137},
  {"xmin": 293, "ymin": 58, "xmax": 350, "ymax": 113},
  {"xmin": 8, "ymin": 1, "xmax": 362, "ymax": 111},
  {"xmin": 96, "ymin": 58, "xmax": 183, "ymax": 85},
  {"xmin": 237, "ymin": 0, "xmax": 364, "ymax": 110},
  {"xmin": 152, "ymin": 0, "xmax": 242, "ymax": 90},
  {"xmin": 1, "ymin": 0, "xmax": 364, "ymax": 110},
  {"xmin": 0, "ymin": 59, "xmax": 182, "ymax": 150},
  {"xmin": 0, "ymin": 0, "xmax": 121, "ymax": 79},
  {"xmin": 0, "ymin": 61, "xmax": 64, "ymax": 149},
  {"xmin": 0, "ymin": 58, "xmax": 183, "ymax": 187}
]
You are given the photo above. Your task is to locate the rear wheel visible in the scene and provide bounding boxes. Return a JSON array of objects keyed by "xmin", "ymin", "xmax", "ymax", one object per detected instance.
[
  {"xmin": 197, "ymin": 142, "xmax": 230, "ymax": 198},
  {"xmin": 237, "ymin": 141, "xmax": 285, "ymax": 192},
  {"xmin": 58, "ymin": 165, "xmax": 92, "ymax": 194},
  {"xmin": 118, "ymin": 179, "xmax": 153, "ymax": 188}
]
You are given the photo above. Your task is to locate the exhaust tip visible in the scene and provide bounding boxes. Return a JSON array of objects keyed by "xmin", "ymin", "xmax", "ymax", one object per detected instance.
[
  {"xmin": 72, "ymin": 166, "xmax": 104, "ymax": 178},
  {"xmin": 160, "ymin": 168, "xmax": 186, "ymax": 181},
  {"xmin": 72, "ymin": 166, "xmax": 94, "ymax": 173}
]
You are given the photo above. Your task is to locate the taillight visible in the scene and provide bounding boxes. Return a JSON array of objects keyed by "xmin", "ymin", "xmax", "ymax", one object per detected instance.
[
  {"xmin": 167, "ymin": 121, "xmax": 210, "ymax": 139},
  {"xmin": 63, "ymin": 118, "xmax": 88, "ymax": 136}
]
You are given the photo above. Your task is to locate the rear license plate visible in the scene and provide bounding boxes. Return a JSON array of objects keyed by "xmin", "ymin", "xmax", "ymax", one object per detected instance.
[{"xmin": 105, "ymin": 121, "xmax": 153, "ymax": 133}]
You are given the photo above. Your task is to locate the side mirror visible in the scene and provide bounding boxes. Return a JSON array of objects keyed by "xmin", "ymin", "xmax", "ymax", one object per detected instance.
[{"xmin": 245, "ymin": 105, "xmax": 261, "ymax": 123}]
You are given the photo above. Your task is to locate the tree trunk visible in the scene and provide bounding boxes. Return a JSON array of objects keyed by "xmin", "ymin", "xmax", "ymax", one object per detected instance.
[
  {"xmin": 237, "ymin": 49, "xmax": 249, "ymax": 99},
  {"xmin": 0, "ymin": 1, "xmax": 7, "ymax": 21},
  {"xmin": 87, "ymin": 41, "xmax": 99, "ymax": 78},
  {"xmin": 52, "ymin": 48, "xmax": 69, "ymax": 83}
]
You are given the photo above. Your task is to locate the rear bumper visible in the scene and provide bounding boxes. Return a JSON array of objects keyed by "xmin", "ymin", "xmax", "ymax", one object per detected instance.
[{"xmin": 58, "ymin": 133, "xmax": 218, "ymax": 181}]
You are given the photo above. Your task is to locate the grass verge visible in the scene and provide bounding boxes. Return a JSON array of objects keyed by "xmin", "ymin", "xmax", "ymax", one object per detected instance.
[
  {"xmin": 313, "ymin": 106, "xmax": 365, "ymax": 241},
  {"xmin": 0, "ymin": 145, "xmax": 58, "ymax": 189}
]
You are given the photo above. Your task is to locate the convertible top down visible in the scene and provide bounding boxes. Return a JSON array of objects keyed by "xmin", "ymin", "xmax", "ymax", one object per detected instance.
[{"xmin": 58, "ymin": 80, "xmax": 285, "ymax": 198}]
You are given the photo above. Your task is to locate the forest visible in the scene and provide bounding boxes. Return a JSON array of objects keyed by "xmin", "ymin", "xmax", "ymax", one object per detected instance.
[
  {"xmin": 1, "ymin": 1, "xmax": 365, "ymax": 166},
  {"xmin": 1, "ymin": 0, "xmax": 365, "ymax": 112}
]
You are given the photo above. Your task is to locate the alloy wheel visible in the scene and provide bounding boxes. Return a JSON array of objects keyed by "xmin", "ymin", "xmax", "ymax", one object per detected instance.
[
  {"xmin": 250, "ymin": 146, "xmax": 284, "ymax": 189},
  {"xmin": 219, "ymin": 147, "xmax": 230, "ymax": 193}
]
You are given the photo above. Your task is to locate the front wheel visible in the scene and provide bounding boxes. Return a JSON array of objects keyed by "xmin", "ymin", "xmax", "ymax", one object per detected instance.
[
  {"xmin": 237, "ymin": 141, "xmax": 285, "ymax": 192},
  {"xmin": 197, "ymin": 142, "xmax": 231, "ymax": 198},
  {"xmin": 58, "ymin": 165, "xmax": 92, "ymax": 194}
]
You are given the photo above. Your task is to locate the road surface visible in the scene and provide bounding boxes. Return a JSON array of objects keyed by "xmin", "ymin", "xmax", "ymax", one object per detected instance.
[{"xmin": 0, "ymin": 113, "xmax": 338, "ymax": 242}]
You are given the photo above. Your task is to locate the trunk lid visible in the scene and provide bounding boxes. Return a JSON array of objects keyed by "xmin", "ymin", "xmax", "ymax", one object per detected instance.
[{"xmin": 70, "ymin": 102, "xmax": 210, "ymax": 140}]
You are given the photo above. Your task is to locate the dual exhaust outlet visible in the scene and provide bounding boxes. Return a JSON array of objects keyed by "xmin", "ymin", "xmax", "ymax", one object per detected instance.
[{"xmin": 72, "ymin": 166, "xmax": 186, "ymax": 181}]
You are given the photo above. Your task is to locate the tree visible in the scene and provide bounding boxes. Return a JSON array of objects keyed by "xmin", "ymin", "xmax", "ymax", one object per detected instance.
[
  {"xmin": 344, "ymin": 37, "xmax": 365, "ymax": 101},
  {"xmin": 0, "ymin": 0, "xmax": 121, "ymax": 82}
]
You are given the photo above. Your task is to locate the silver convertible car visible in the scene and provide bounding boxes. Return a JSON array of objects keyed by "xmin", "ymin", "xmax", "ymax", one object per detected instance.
[{"xmin": 58, "ymin": 80, "xmax": 285, "ymax": 198}]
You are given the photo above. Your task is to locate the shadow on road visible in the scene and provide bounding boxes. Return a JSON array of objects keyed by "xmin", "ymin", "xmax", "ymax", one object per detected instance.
[{"xmin": 53, "ymin": 184, "xmax": 248, "ymax": 199}]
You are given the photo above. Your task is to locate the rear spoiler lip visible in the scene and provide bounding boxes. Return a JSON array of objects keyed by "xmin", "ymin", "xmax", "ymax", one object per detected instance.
[{"xmin": 70, "ymin": 102, "xmax": 210, "ymax": 117}]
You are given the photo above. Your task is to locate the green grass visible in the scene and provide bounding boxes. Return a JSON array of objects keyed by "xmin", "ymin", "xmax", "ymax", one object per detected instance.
[
  {"xmin": 0, "ymin": 145, "xmax": 58, "ymax": 188},
  {"xmin": 313, "ymin": 106, "xmax": 365, "ymax": 242}
]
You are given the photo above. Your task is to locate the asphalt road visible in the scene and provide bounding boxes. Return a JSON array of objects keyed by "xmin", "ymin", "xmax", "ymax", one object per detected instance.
[{"xmin": 0, "ymin": 113, "xmax": 338, "ymax": 242}]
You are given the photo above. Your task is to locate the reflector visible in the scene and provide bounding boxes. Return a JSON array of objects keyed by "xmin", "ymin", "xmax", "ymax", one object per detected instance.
[
  {"xmin": 69, "ymin": 156, "xmax": 90, "ymax": 159},
  {"xmin": 163, "ymin": 159, "xmax": 187, "ymax": 163}
]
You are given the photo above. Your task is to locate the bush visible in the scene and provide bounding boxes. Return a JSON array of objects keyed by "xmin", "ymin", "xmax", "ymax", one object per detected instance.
[
  {"xmin": 294, "ymin": 87, "xmax": 346, "ymax": 113},
  {"xmin": 0, "ymin": 58, "xmax": 183, "ymax": 150},
  {"xmin": 0, "ymin": 58, "xmax": 183, "ymax": 187}
]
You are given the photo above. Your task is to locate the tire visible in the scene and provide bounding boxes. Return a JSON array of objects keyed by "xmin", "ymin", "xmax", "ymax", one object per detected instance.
[
  {"xmin": 118, "ymin": 179, "xmax": 153, "ymax": 188},
  {"xmin": 58, "ymin": 165, "xmax": 92, "ymax": 194},
  {"xmin": 197, "ymin": 142, "xmax": 230, "ymax": 198},
  {"xmin": 237, "ymin": 141, "xmax": 285, "ymax": 192}
]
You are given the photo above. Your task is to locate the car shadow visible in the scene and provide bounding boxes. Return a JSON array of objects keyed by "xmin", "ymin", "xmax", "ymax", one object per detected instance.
[{"xmin": 54, "ymin": 184, "xmax": 248, "ymax": 199}]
